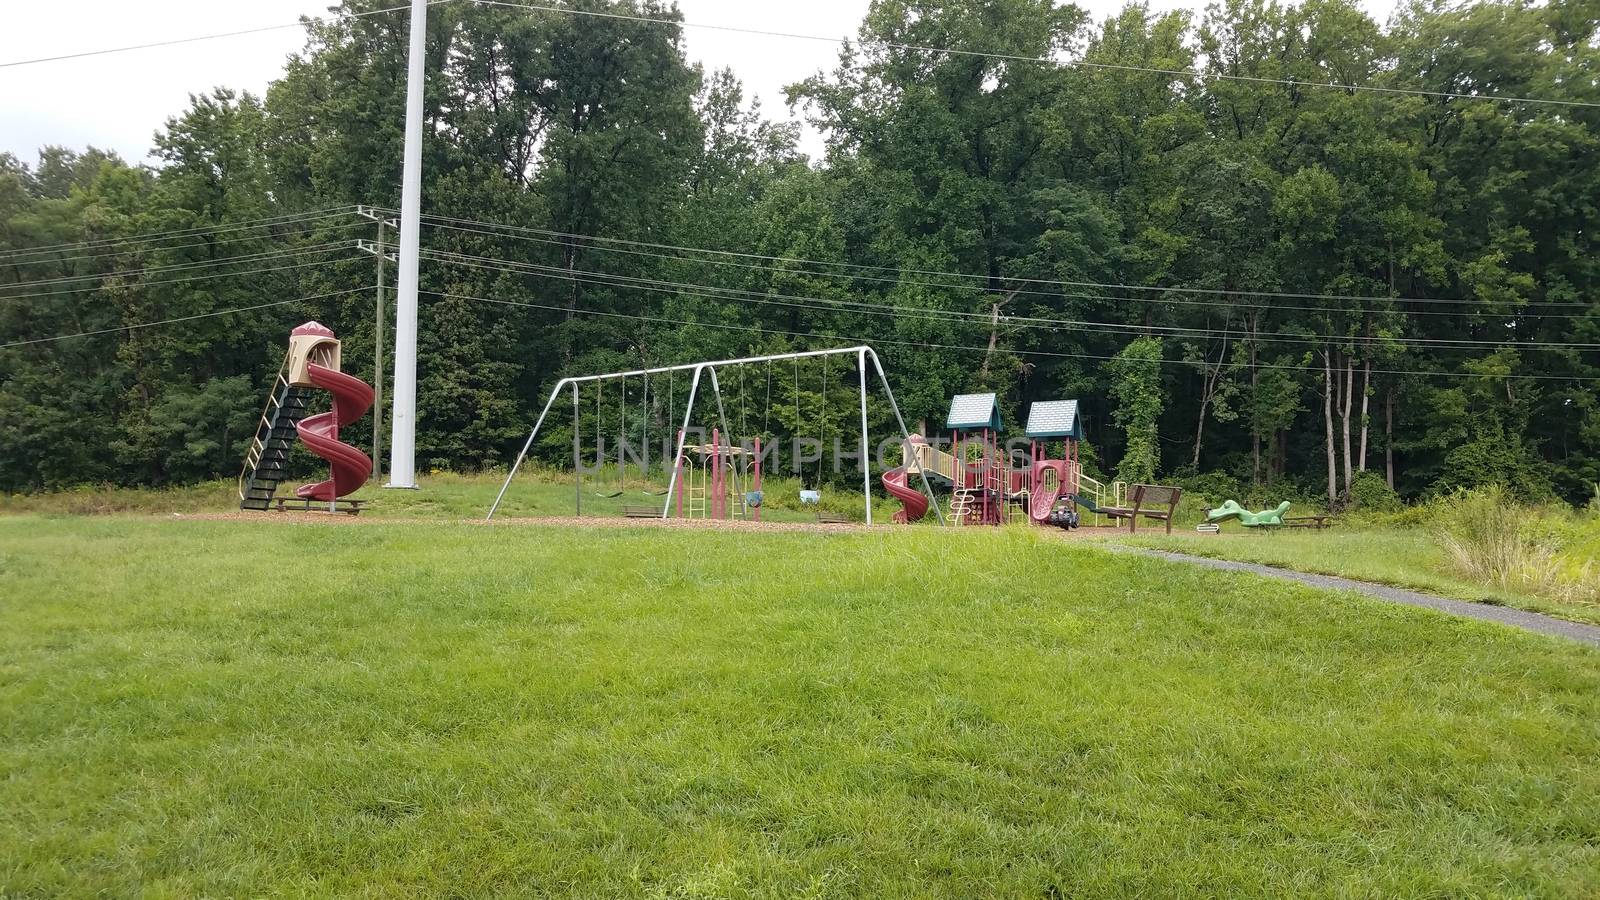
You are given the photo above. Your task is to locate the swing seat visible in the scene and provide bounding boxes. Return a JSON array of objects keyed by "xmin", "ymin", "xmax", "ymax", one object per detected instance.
[
  {"xmin": 746, "ymin": 490, "xmax": 764, "ymax": 508},
  {"xmin": 799, "ymin": 490, "xmax": 820, "ymax": 505},
  {"xmin": 594, "ymin": 490, "xmax": 624, "ymax": 499}
]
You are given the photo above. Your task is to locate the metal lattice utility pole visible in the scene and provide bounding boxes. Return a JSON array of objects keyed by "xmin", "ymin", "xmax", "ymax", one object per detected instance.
[{"xmin": 387, "ymin": 0, "xmax": 427, "ymax": 489}]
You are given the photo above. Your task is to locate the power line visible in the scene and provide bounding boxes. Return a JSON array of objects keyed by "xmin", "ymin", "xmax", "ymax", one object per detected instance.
[
  {"xmin": 416, "ymin": 216, "xmax": 1596, "ymax": 322},
  {"xmin": 0, "ymin": 252, "xmax": 360, "ymax": 301},
  {"xmin": 2, "ymin": 0, "xmax": 1587, "ymax": 113},
  {"xmin": 0, "ymin": 217, "xmax": 364, "ymax": 270},
  {"xmin": 408, "ymin": 210, "xmax": 1589, "ymax": 312},
  {"xmin": 0, "ymin": 241, "xmax": 358, "ymax": 291},
  {"xmin": 0, "ymin": 287, "xmax": 369, "ymax": 349},
  {"xmin": 419, "ymin": 247, "xmax": 1600, "ymax": 352},
  {"xmin": 0, "ymin": 4, "xmax": 445, "ymax": 69},
  {"xmin": 439, "ymin": 288, "xmax": 1600, "ymax": 383},
  {"xmin": 469, "ymin": 0, "xmax": 1600, "ymax": 111},
  {"xmin": 0, "ymin": 207, "xmax": 356, "ymax": 260}
]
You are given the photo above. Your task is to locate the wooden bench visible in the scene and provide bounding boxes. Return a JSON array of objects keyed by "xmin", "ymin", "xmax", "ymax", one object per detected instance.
[
  {"xmin": 816, "ymin": 510, "xmax": 851, "ymax": 525},
  {"xmin": 1285, "ymin": 515, "xmax": 1336, "ymax": 529},
  {"xmin": 1098, "ymin": 484, "xmax": 1182, "ymax": 534},
  {"xmin": 272, "ymin": 497, "xmax": 365, "ymax": 516},
  {"xmin": 622, "ymin": 505, "xmax": 662, "ymax": 519}
]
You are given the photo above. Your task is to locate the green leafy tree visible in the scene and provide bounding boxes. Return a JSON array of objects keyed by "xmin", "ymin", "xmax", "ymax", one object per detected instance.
[{"xmin": 1109, "ymin": 337, "xmax": 1165, "ymax": 484}]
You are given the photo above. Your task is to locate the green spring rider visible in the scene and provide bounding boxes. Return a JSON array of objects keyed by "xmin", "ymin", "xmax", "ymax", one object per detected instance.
[{"xmin": 1206, "ymin": 499, "xmax": 1291, "ymax": 528}]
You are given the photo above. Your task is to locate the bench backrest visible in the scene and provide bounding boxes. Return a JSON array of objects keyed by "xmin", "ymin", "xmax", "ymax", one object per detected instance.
[{"xmin": 1131, "ymin": 484, "xmax": 1182, "ymax": 513}]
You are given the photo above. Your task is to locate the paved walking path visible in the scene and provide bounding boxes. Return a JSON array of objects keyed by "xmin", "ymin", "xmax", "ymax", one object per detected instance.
[{"xmin": 1123, "ymin": 548, "xmax": 1600, "ymax": 648}]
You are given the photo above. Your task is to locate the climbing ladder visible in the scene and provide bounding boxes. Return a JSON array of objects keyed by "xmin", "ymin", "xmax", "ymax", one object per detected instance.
[
  {"xmin": 679, "ymin": 455, "xmax": 708, "ymax": 518},
  {"xmin": 949, "ymin": 488, "xmax": 978, "ymax": 525},
  {"xmin": 238, "ymin": 354, "xmax": 314, "ymax": 510}
]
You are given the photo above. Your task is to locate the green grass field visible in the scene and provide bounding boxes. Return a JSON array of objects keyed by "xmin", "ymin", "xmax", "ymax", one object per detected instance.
[
  {"xmin": 0, "ymin": 469, "xmax": 870, "ymax": 523},
  {"xmin": 1127, "ymin": 528, "xmax": 1600, "ymax": 626},
  {"xmin": 3, "ymin": 515, "xmax": 1598, "ymax": 896}
]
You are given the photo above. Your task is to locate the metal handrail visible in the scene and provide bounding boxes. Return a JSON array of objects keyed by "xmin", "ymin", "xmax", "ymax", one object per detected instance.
[{"xmin": 237, "ymin": 352, "xmax": 292, "ymax": 501}]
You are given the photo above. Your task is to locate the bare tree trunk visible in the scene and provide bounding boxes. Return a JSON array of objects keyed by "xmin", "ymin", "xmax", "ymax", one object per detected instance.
[
  {"xmin": 1323, "ymin": 348, "xmax": 1337, "ymax": 503},
  {"xmin": 1191, "ymin": 338, "xmax": 1228, "ymax": 470},
  {"xmin": 1340, "ymin": 352, "xmax": 1354, "ymax": 497},
  {"xmin": 1248, "ymin": 318, "xmax": 1260, "ymax": 486},
  {"xmin": 979, "ymin": 301, "xmax": 1001, "ymax": 381},
  {"xmin": 1357, "ymin": 357, "xmax": 1371, "ymax": 472},
  {"xmin": 978, "ymin": 289, "xmax": 1019, "ymax": 382},
  {"xmin": 1385, "ymin": 386, "xmax": 1395, "ymax": 490}
]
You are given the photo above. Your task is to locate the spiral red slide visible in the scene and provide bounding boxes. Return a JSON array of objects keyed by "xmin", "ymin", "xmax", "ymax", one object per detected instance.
[
  {"xmin": 882, "ymin": 466, "xmax": 929, "ymax": 523},
  {"xmin": 294, "ymin": 363, "xmax": 375, "ymax": 501}
]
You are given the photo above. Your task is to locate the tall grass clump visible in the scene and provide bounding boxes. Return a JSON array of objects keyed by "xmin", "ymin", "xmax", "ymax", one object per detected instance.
[{"xmin": 1435, "ymin": 485, "xmax": 1597, "ymax": 606}]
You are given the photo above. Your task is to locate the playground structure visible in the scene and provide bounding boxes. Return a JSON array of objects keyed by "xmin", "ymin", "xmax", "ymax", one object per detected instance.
[
  {"xmin": 487, "ymin": 345, "xmax": 943, "ymax": 524},
  {"xmin": 1207, "ymin": 500, "xmax": 1293, "ymax": 528},
  {"xmin": 484, "ymin": 344, "xmax": 1148, "ymax": 529},
  {"xmin": 672, "ymin": 431, "xmax": 765, "ymax": 521},
  {"xmin": 883, "ymin": 394, "xmax": 1128, "ymax": 528},
  {"xmin": 239, "ymin": 322, "xmax": 376, "ymax": 513}
]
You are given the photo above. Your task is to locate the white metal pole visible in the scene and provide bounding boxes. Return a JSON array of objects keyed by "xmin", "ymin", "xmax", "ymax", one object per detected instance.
[
  {"xmin": 486, "ymin": 378, "xmax": 568, "ymax": 520},
  {"xmin": 661, "ymin": 366, "xmax": 703, "ymax": 517},
  {"xmin": 859, "ymin": 348, "xmax": 871, "ymax": 525},
  {"xmin": 706, "ymin": 366, "xmax": 742, "ymax": 514},
  {"xmin": 386, "ymin": 0, "xmax": 427, "ymax": 489},
  {"xmin": 868, "ymin": 349, "xmax": 944, "ymax": 525},
  {"xmin": 573, "ymin": 382, "xmax": 582, "ymax": 516}
]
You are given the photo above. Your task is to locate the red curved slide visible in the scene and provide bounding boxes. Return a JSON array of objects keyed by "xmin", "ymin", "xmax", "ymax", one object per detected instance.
[
  {"xmin": 882, "ymin": 466, "xmax": 929, "ymax": 524},
  {"xmin": 295, "ymin": 363, "xmax": 375, "ymax": 501},
  {"xmin": 1029, "ymin": 460, "xmax": 1066, "ymax": 522}
]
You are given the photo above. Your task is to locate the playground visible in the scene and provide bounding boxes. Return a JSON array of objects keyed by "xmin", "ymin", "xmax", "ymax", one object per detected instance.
[{"xmin": 4, "ymin": 325, "xmax": 1599, "ymax": 896}]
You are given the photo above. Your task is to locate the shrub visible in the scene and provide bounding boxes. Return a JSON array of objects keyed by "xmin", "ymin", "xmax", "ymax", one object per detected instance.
[
  {"xmin": 1345, "ymin": 471, "xmax": 1402, "ymax": 513},
  {"xmin": 1174, "ymin": 471, "xmax": 1244, "ymax": 508},
  {"xmin": 1432, "ymin": 438, "xmax": 1554, "ymax": 502},
  {"xmin": 1434, "ymin": 485, "xmax": 1597, "ymax": 605}
]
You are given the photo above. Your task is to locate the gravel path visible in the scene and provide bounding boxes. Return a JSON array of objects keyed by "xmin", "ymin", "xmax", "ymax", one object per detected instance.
[{"xmin": 1124, "ymin": 547, "xmax": 1600, "ymax": 648}]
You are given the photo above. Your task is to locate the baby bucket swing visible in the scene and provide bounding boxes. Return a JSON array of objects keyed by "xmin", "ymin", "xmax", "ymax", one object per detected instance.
[
  {"xmin": 796, "ymin": 356, "xmax": 826, "ymax": 505},
  {"xmin": 738, "ymin": 364, "xmax": 763, "ymax": 512}
]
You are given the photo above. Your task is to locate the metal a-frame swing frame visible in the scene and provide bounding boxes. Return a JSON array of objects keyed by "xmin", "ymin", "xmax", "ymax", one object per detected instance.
[{"xmin": 486, "ymin": 345, "xmax": 944, "ymax": 525}]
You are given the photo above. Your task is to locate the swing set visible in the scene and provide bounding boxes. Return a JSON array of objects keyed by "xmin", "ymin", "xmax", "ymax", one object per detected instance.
[{"xmin": 486, "ymin": 346, "xmax": 943, "ymax": 525}]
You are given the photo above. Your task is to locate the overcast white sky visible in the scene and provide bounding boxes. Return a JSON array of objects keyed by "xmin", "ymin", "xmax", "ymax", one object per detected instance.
[{"xmin": 0, "ymin": 0, "xmax": 1399, "ymax": 167}]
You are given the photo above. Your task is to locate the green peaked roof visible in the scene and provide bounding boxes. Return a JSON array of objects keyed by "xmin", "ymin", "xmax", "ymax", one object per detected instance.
[
  {"xmin": 946, "ymin": 392, "xmax": 1002, "ymax": 431},
  {"xmin": 1025, "ymin": 399, "xmax": 1082, "ymax": 439}
]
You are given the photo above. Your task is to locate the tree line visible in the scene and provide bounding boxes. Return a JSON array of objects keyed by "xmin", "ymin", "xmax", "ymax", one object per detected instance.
[{"xmin": 2, "ymin": 0, "xmax": 1596, "ymax": 506}]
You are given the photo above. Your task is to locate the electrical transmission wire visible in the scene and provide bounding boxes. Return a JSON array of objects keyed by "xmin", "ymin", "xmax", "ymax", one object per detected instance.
[
  {"xmin": 438, "ymin": 287, "xmax": 1600, "ymax": 383},
  {"xmin": 406, "ymin": 209, "xmax": 1585, "ymax": 310},
  {"xmin": 418, "ymin": 247, "xmax": 1600, "ymax": 352},
  {"xmin": 0, "ymin": 250, "xmax": 360, "ymax": 301},
  {"xmin": 4, "ymin": 0, "xmax": 1590, "ymax": 111},
  {"xmin": 0, "ymin": 287, "xmax": 370, "ymax": 349},
  {"xmin": 0, "ymin": 216, "xmax": 365, "ymax": 269},
  {"xmin": 414, "ymin": 216, "xmax": 1597, "ymax": 322},
  {"xmin": 0, "ymin": 4, "xmax": 449, "ymax": 69},
  {"xmin": 467, "ymin": 0, "xmax": 1600, "ymax": 111},
  {"xmin": 0, "ymin": 207, "xmax": 357, "ymax": 260},
  {"xmin": 1, "ymin": 241, "xmax": 360, "ymax": 291}
]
